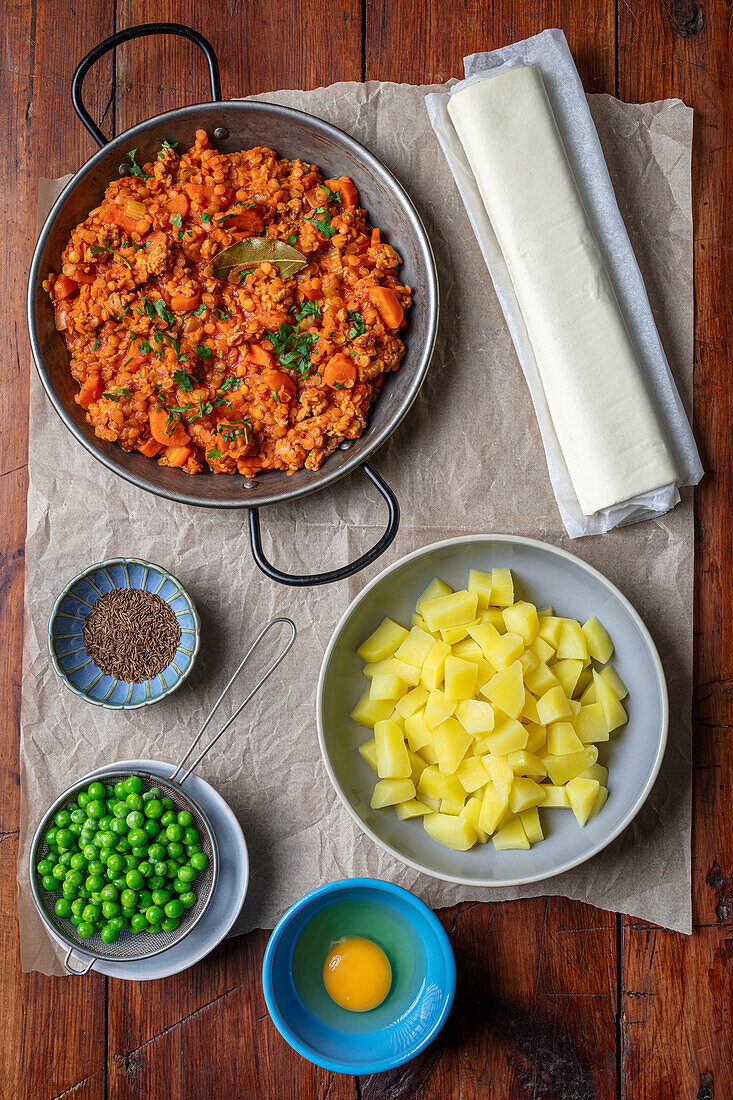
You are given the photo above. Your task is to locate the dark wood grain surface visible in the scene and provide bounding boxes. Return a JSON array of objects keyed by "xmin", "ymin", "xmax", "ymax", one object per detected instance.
[{"xmin": 2, "ymin": 2, "xmax": 730, "ymax": 1097}]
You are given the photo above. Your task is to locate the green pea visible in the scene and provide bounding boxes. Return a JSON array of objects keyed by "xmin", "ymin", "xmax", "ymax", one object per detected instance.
[
  {"xmin": 130, "ymin": 912, "xmax": 147, "ymax": 932},
  {"xmin": 138, "ymin": 861, "xmax": 152, "ymax": 879},
  {"xmin": 102, "ymin": 901, "xmax": 120, "ymax": 919},
  {"xmin": 121, "ymin": 906, "xmax": 136, "ymax": 920},
  {"xmin": 145, "ymin": 905, "xmax": 163, "ymax": 926},
  {"xmin": 190, "ymin": 852, "xmax": 207, "ymax": 871},
  {"xmin": 165, "ymin": 860, "xmax": 179, "ymax": 878},
  {"xmin": 98, "ymin": 815, "xmax": 113, "ymax": 830},
  {"xmin": 177, "ymin": 865, "xmax": 195, "ymax": 883},
  {"xmin": 148, "ymin": 843, "xmax": 165, "ymax": 862},
  {"xmin": 148, "ymin": 877, "xmax": 165, "ymax": 892},
  {"xmin": 71, "ymin": 898, "xmax": 86, "ymax": 918},
  {"xmin": 88, "ymin": 799, "xmax": 106, "ymax": 819},
  {"xmin": 180, "ymin": 891, "xmax": 196, "ymax": 909},
  {"xmin": 77, "ymin": 791, "xmax": 90, "ymax": 808},
  {"xmin": 143, "ymin": 819, "xmax": 159, "ymax": 839},
  {"xmin": 153, "ymin": 861, "xmax": 168, "ymax": 878},
  {"xmin": 125, "ymin": 776, "xmax": 143, "ymax": 795},
  {"xmin": 166, "ymin": 841, "xmax": 184, "ymax": 859},
  {"xmin": 161, "ymin": 797, "xmax": 173, "ymax": 809},
  {"xmin": 160, "ymin": 810, "xmax": 175, "ymax": 827},
  {"xmin": 126, "ymin": 793, "xmax": 143, "ymax": 812},
  {"xmin": 54, "ymin": 898, "xmax": 72, "ymax": 917},
  {"xmin": 173, "ymin": 878, "xmax": 187, "ymax": 894},
  {"xmin": 51, "ymin": 864, "xmax": 66, "ymax": 880},
  {"xmin": 77, "ymin": 922, "xmax": 94, "ymax": 938},
  {"xmin": 108, "ymin": 916, "xmax": 125, "ymax": 932},
  {"xmin": 100, "ymin": 924, "xmax": 119, "ymax": 944},
  {"xmin": 161, "ymin": 916, "xmax": 180, "ymax": 932},
  {"xmin": 42, "ymin": 873, "xmax": 58, "ymax": 891},
  {"xmin": 116, "ymin": 838, "xmax": 132, "ymax": 854},
  {"xmin": 64, "ymin": 869, "xmax": 83, "ymax": 888},
  {"xmin": 70, "ymin": 852, "xmax": 86, "ymax": 870},
  {"xmin": 144, "ymin": 798, "xmax": 163, "ymax": 819},
  {"xmin": 138, "ymin": 889, "xmax": 152, "ymax": 909},
  {"xmin": 112, "ymin": 801, "xmax": 127, "ymax": 818},
  {"xmin": 55, "ymin": 809, "xmax": 71, "ymax": 827},
  {"xmin": 97, "ymin": 831, "xmax": 115, "ymax": 849},
  {"xmin": 125, "ymin": 869, "xmax": 143, "ymax": 890},
  {"xmin": 68, "ymin": 824, "xmax": 83, "ymax": 838},
  {"xmin": 131, "ymin": 845, "xmax": 148, "ymax": 859},
  {"xmin": 44, "ymin": 828, "xmax": 58, "ymax": 847},
  {"xmin": 177, "ymin": 811, "xmax": 193, "ymax": 828},
  {"xmin": 110, "ymin": 818, "xmax": 127, "ymax": 836},
  {"xmin": 152, "ymin": 888, "xmax": 170, "ymax": 906},
  {"xmin": 182, "ymin": 828, "xmax": 199, "ymax": 846},
  {"xmin": 126, "ymin": 810, "xmax": 144, "ymax": 830},
  {"xmin": 37, "ymin": 857, "xmax": 54, "ymax": 876},
  {"xmin": 164, "ymin": 898, "xmax": 183, "ymax": 918},
  {"xmin": 165, "ymin": 823, "xmax": 182, "ymax": 843},
  {"xmin": 87, "ymin": 781, "xmax": 106, "ymax": 800},
  {"xmin": 81, "ymin": 904, "xmax": 99, "ymax": 923},
  {"xmin": 58, "ymin": 851, "xmax": 74, "ymax": 867},
  {"xmin": 120, "ymin": 889, "xmax": 138, "ymax": 909},
  {"xmin": 123, "ymin": 855, "xmax": 137, "ymax": 871},
  {"xmin": 100, "ymin": 883, "xmax": 117, "ymax": 901},
  {"xmin": 106, "ymin": 853, "xmax": 124, "ymax": 874},
  {"xmin": 128, "ymin": 830, "xmax": 147, "ymax": 848},
  {"xmin": 113, "ymin": 876, "xmax": 127, "ymax": 892},
  {"xmin": 62, "ymin": 882, "xmax": 79, "ymax": 900},
  {"xmin": 56, "ymin": 829, "xmax": 75, "ymax": 850}
]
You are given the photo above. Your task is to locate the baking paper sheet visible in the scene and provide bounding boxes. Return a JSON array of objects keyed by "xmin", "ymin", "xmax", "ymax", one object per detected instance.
[
  {"xmin": 427, "ymin": 29, "xmax": 702, "ymax": 537},
  {"xmin": 18, "ymin": 78, "xmax": 695, "ymax": 974}
]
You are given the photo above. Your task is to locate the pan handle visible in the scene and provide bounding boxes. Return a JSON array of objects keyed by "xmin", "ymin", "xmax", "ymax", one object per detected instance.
[
  {"xmin": 247, "ymin": 462, "xmax": 400, "ymax": 586},
  {"xmin": 64, "ymin": 947, "xmax": 95, "ymax": 975},
  {"xmin": 71, "ymin": 22, "xmax": 222, "ymax": 148}
]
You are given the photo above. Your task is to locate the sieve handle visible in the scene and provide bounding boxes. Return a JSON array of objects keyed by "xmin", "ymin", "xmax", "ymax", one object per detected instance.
[
  {"xmin": 64, "ymin": 947, "xmax": 95, "ymax": 975},
  {"xmin": 170, "ymin": 617, "xmax": 296, "ymax": 785}
]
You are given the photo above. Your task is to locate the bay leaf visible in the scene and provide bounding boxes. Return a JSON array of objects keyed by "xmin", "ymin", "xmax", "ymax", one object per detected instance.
[{"xmin": 210, "ymin": 237, "xmax": 307, "ymax": 283}]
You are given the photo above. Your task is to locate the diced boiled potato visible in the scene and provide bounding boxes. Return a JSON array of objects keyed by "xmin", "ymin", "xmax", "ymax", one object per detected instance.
[
  {"xmin": 421, "ymin": 590, "xmax": 478, "ymax": 632},
  {"xmin": 482, "ymin": 608, "xmax": 507, "ymax": 631},
  {"xmin": 444, "ymin": 655, "xmax": 479, "ymax": 701},
  {"xmin": 580, "ymin": 679, "xmax": 596, "ymax": 705},
  {"xmin": 468, "ymin": 568, "xmax": 493, "ymax": 608},
  {"xmin": 456, "ymin": 755, "xmax": 490, "ymax": 793},
  {"xmin": 357, "ymin": 617, "xmax": 409, "ymax": 663},
  {"xmin": 374, "ymin": 719, "xmax": 411, "ymax": 779},
  {"xmin": 482, "ymin": 631, "xmax": 525, "ymax": 672},
  {"xmin": 598, "ymin": 664, "xmax": 628, "ymax": 700},
  {"xmin": 396, "ymin": 799, "xmax": 431, "ymax": 820},
  {"xmin": 539, "ymin": 783, "xmax": 570, "ymax": 808},
  {"xmin": 509, "ymin": 777, "xmax": 546, "ymax": 813},
  {"xmin": 424, "ymin": 688, "xmax": 456, "ymax": 729},
  {"xmin": 358, "ymin": 739, "xmax": 378, "ymax": 773},
  {"xmin": 478, "ymin": 780, "xmax": 510, "ymax": 833},
  {"xmin": 520, "ymin": 806, "xmax": 544, "ymax": 843},
  {"xmin": 350, "ymin": 689, "xmax": 396, "ymax": 728},
  {"xmin": 370, "ymin": 673, "xmax": 408, "ymax": 702},
  {"xmin": 589, "ymin": 785, "xmax": 609, "ymax": 819},
  {"xmin": 557, "ymin": 620, "xmax": 588, "ymax": 661},
  {"xmin": 412, "ymin": 613, "xmax": 429, "ymax": 630},
  {"xmin": 383, "ymin": 657, "xmax": 421, "ymax": 686},
  {"xmin": 480, "ymin": 661, "xmax": 525, "ymax": 718},
  {"xmin": 538, "ymin": 606, "xmax": 554, "ymax": 617},
  {"xmin": 451, "ymin": 638, "xmax": 483, "ymax": 662},
  {"xmin": 461, "ymin": 796, "xmax": 489, "ymax": 843},
  {"xmin": 565, "ymin": 777, "xmax": 601, "ymax": 825},
  {"xmin": 420, "ymin": 793, "xmax": 441, "ymax": 812},
  {"xmin": 395, "ymin": 684, "xmax": 429, "ymax": 720},
  {"xmin": 580, "ymin": 762, "xmax": 609, "ymax": 785},
  {"xmin": 363, "ymin": 658, "xmax": 391, "ymax": 679},
  {"xmin": 490, "ymin": 568, "xmax": 514, "ymax": 607},
  {"xmin": 408, "ymin": 748, "xmax": 427, "ymax": 785},
  {"xmin": 529, "ymin": 636, "xmax": 555, "ymax": 663},
  {"xmin": 522, "ymin": 694, "xmax": 541, "ymax": 725},
  {"xmin": 573, "ymin": 703, "xmax": 609, "ymax": 743},
  {"xmin": 582, "ymin": 616, "xmax": 614, "ymax": 663},
  {"xmin": 543, "ymin": 745, "xmax": 598, "ymax": 786},
  {"xmin": 574, "ymin": 667, "xmax": 593, "ymax": 699},
  {"xmin": 483, "ymin": 754, "xmax": 514, "ymax": 804},
  {"xmin": 466, "ymin": 620, "xmax": 500, "ymax": 653},
  {"xmin": 417, "ymin": 742, "xmax": 439, "ymax": 766},
  {"xmin": 404, "ymin": 709, "xmax": 432, "ymax": 752},
  {"xmin": 395, "ymin": 625, "xmax": 438, "ymax": 669},
  {"xmin": 569, "ymin": 699, "xmax": 581, "ymax": 716},
  {"xmin": 418, "ymin": 766, "xmax": 461, "ymax": 802},
  {"xmin": 502, "ymin": 601, "xmax": 539, "ymax": 645},
  {"xmin": 370, "ymin": 778, "xmax": 415, "ymax": 809},
  {"xmin": 424, "ymin": 812, "xmax": 477, "ymax": 851},
  {"xmin": 524, "ymin": 721, "xmax": 547, "ymax": 754},
  {"xmin": 440, "ymin": 623, "xmax": 471, "ymax": 644},
  {"xmin": 506, "ymin": 750, "xmax": 547, "ymax": 778},
  {"xmin": 454, "ymin": 698, "xmax": 495, "ymax": 735},
  {"xmin": 483, "ymin": 711, "xmax": 528, "ymax": 755},
  {"xmin": 416, "ymin": 578, "xmax": 452, "ymax": 613},
  {"xmin": 593, "ymin": 671, "xmax": 628, "ymax": 732},
  {"xmin": 553, "ymin": 659, "xmax": 584, "ymax": 698},
  {"xmin": 524, "ymin": 662, "xmax": 561, "ymax": 696},
  {"xmin": 518, "ymin": 650, "xmax": 539, "ymax": 678},
  {"xmin": 537, "ymin": 615, "xmax": 564, "ymax": 648},
  {"xmin": 440, "ymin": 789, "xmax": 466, "ymax": 815},
  {"xmin": 431, "ymin": 717, "xmax": 473, "ymax": 775},
  {"xmin": 536, "ymin": 686, "xmax": 573, "ymax": 725},
  {"xmin": 547, "ymin": 721, "xmax": 584, "ymax": 756},
  {"xmin": 492, "ymin": 816, "xmax": 529, "ymax": 850},
  {"xmin": 421, "ymin": 639, "xmax": 451, "ymax": 691}
]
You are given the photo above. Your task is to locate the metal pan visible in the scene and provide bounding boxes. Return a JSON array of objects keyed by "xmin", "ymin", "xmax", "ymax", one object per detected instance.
[{"xmin": 27, "ymin": 22, "xmax": 439, "ymax": 586}]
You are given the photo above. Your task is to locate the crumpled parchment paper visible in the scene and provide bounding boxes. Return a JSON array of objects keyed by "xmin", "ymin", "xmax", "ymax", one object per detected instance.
[{"xmin": 18, "ymin": 79, "xmax": 694, "ymax": 974}]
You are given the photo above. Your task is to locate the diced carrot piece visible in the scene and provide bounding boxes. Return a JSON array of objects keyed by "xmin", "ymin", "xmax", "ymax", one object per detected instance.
[
  {"xmin": 325, "ymin": 176, "xmax": 358, "ymax": 209},
  {"xmin": 127, "ymin": 338, "xmax": 149, "ymax": 363},
  {"xmin": 225, "ymin": 390, "xmax": 246, "ymax": 415},
  {"xmin": 75, "ymin": 269, "xmax": 97, "ymax": 284},
  {"xmin": 224, "ymin": 208, "xmax": 264, "ymax": 234},
  {"xmin": 54, "ymin": 274, "xmax": 77, "ymax": 300},
  {"xmin": 77, "ymin": 377, "xmax": 102, "ymax": 409},
  {"xmin": 369, "ymin": 285, "xmax": 403, "ymax": 329},
  {"xmin": 149, "ymin": 406, "xmax": 190, "ymax": 447},
  {"xmin": 300, "ymin": 279, "xmax": 322, "ymax": 302},
  {"xmin": 370, "ymin": 228, "xmax": 381, "ymax": 248},
  {"xmin": 102, "ymin": 204, "xmax": 143, "ymax": 236},
  {"xmin": 323, "ymin": 353, "xmax": 357, "ymax": 389},
  {"xmin": 170, "ymin": 290, "xmax": 201, "ymax": 312},
  {"xmin": 248, "ymin": 343, "xmax": 273, "ymax": 368},
  {"xmin": 138, "ymin": 437, "xmax": 163, "ymax": 457},
  {"xmin": 169, "ymin": 192, "xmax": 189, "ymax": 217},
  {"xmin": 261, "ymin": 370, "xmax": 296, "ymax": 402},
  {"xmin": 163, "ymin": 445, "xmax": 192, "ymax": 468}
]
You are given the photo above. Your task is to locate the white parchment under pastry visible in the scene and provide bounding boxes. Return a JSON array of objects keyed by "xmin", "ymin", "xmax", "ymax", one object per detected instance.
[{"xmin": 17, "ymin": 79, "xmax": 695, "ymax": 974}]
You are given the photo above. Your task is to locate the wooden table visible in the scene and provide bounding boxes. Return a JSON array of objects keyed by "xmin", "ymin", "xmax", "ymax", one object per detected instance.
[{"xmin": 3, "ymin": 2, "xmax": 730, "ymax": 1096}]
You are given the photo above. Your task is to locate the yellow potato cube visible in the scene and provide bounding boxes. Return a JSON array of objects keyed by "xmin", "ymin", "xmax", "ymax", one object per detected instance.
[
  {"xmin": 404, "ymin": 709, "xmax": 432, "ymax": 752},
  {"xmin": 423, "ymin": 812, "xmax": 477, "ymax": 851},
  {"xmin": 358, "ymin": 739, "xmax": 378, "ymax": 773},
  {"xmin": 520, "ymin": 806, "xmax": 544, "ymax": 843},
  {"xmin": 557, "ymin": 620, "xmax": 588, "ymax": 661},
  {"xmin": 374, "ymin": 719, "xmax": 411, "ymax": 779},
  {"xmin": 431, "ymin": 717, "xmax": 473, "ymax": 775},
  {"xmin": 357, "ymin": 617, "xmax": 409, "ymax": 663},
  {"xmin": 506, "ymin": 750, "xmax": 547, "ymax": 778},
  {"xmin": 524, "ymin": 662, "xmax": 561, "ymax": 696},
  {"xmin": 490, "ymin": 568, "xmax": 514, "ymax": 607},
  {"xmin": 524, "ymin": 721, "xmax": 547, "ymax": 754},
  {"xmin": 537, "ymin": 615, "xmax": 564, "ymax": 648},
  {"xmin": 454, "ymin": 698, "xmax": 495, "ymax": 735},
  {"xmin": 573, "ymin": 703, "xmax": 609, "ymax": 743},
  {"xmin": 461, "ymin": 796, "xmax": 489, "ymax": 843},
  {"xmin": 396, "ymin": 799, "xmax": 431, "ymax": 820},
  {"xmin": 416, "ymin": 578, "xmax": 452, "ymax": 613},
  {"xmin": 417, "ymin": 766, "xmax": 463, "ymax": 803},
  {"xmin": 483, "ymin": 711, "xmax": 528, "ymax": 755},
  {"xmin": 440, "ymin": 623, "xmax": 471, "ymax": 644},
  {"xmin": 456, "ymin": 755, "xmax": 490, "ymax": 793},
  {"xmin": 481, "ymin": 608, "xmax": 507, "ymax": 631},
  {"xmin": 539, "ymin": 783, "xmax": 570, "ymax": 808},
  {"xmin": 483, "ymin": 754, "xmax": 514, "ymax": 804},
  {"xmin": 417, "ymin": 742, "xmax": 439, "ymax": 766},
  {"xmin": 565, "ymin": 777, "xmax": 601, "ymax": 825},
  {"xmin": 482, "ymin": 631, "xmax": 525, "ymax": 672},
  {"xmin": 408, "ymin": 749, "xmax": 427, "ymax": 785},
  {"xmin": 363, "ymin": 658, "xmax": 391, "ymax": 679},
  {"xmin": 582, "ymin": 616, "xmax": 614, "ymax": 663},
  {"xmin": 420, "ymin": 793, "xmax": 441, "ymax": 812},
  {"xmin": 529, "ymin": 636, "xmax": 555, "ymax": 664},
  {"xmin": 350, "ymin": 689, "xmax": 396, "ymax": 728},
  {"xmin": 536, "ymin": 686, "xmax": 573, "ymax": 726},
  {"xmin": 444, "ymin": 655, "xmax": 479, "ymax": 701},
  {"xmin": 589, "ymin": 785, "xmax": 609, "ymax": 820},
  {"xmin": 502, "ymin": 601, "xmax": 539, "ymax": 645},
  {"xmin": 395, "ymin": 684, "xmax": 429, "ymax": 720},
  {"xmin": 574, "ymin": 667, "xmax": 593, "ymax": 699},
  {"xmin": 522, "ymin": 694, "xmax": 542, "ymax": 725},
  {"xmin": 382, "ymin": 657, "xmax": 421, "ymax": 686},
  {"xmin": 480, "ymin": 661, "xmax": 525, "ymax": 718},
  {"xmin": 421, "ymin": 590, "xmax": 478, "ymax": 632},
  {"xmin": 509, "ymin": 777, "xmax": 546, "ymax": 813},
  {"xmin": 411, "ymin": 613, "xmax": 429, "ymax": 630},
  {"xmin": 492, "ymin": 816, "xmax": 529, "ymax": 850},
  {"xmin": 478, "ymin": 781, "xmax": 510, "ymax": 834},
  {"xmin": 395, "ymin": 625, "xmax": 438, "ymax": 669},
  {"xmin": 552, "ymin": 659, "xmax": 584, "ymax": 698},
  {"xmin": 440, "ymin": 789, "xmax": 466, "ymax": 816},
  {"xmin": 543, "ymin": 746, "xmax": 598, "ymax": 786},
  {"xmin": 370, "ymin": 673, "xmax": 408, "ymax": 702},
  {"xmin": 424, "ymin": 688, "xmax": 456, "ymax": 729},
  {"xmin": 468, "ymin": 568, "xmax": 493, "ymax": 608},
  {"xmin": 420, "ymin": 639, "xmax": 451, "ymax": 691},
  {"xmin": 466, "ymin": 620, "xmax": 500, "ymax": 653},
  {"xmin": 581, "ymin": 762, "xmax": 609, "ymax": 785},
  {"xmin": 451, "ymin": 638, "xmax": 483, "ymax": 662},
  {"xmin": 370, "ymin": 778, "xmax": 416, "ymax": 809},
  {"xmin": 518, "ymin": 650, "xmax": 539, "ymax": 678},
  {"xmin": 593, "ymin": 671, "xmax": 628, "ymax": 732},
  {"xmin": 598, "ymin": 665, "xmax": 628, "ymax": 700},
  {"xmin": 547, "ymin": 721, "xmax": 584, "ymax": 756}
]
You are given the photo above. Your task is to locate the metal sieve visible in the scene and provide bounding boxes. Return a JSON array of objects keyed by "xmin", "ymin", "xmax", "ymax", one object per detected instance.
[{"xmin": 30, "ymin": 616, "xmax": 296, "ymax": 974}]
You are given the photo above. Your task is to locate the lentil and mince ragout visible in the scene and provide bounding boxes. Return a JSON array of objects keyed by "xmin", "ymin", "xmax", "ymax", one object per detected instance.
[{"xmin": 44, "ymin": 130, "xmax": 412, "ymax": 476}]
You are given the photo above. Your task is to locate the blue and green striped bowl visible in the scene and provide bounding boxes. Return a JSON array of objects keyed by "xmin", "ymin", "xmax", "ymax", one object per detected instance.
[{"xmin": 48, "ymin": 557, "xmax": 200, "ymax": 710}]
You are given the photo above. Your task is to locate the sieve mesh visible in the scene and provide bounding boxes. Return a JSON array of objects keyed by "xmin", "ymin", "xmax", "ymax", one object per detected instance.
[{"xmin": 30, "ymin": 767, "xmax": 219, "ymax": 963}]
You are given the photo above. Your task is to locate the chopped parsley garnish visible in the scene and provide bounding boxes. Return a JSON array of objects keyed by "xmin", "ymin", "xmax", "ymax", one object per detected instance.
[
  {"xmin": 346, "ymin": 309, "xmax": 365, "ymax": 340},
  {"xmin": 216, "ymin": 214, "xmax": 235, "ymax": 227},
  {"xmin": 286, "ymin": 234, "xmax": 298, "ymax": 246},
  {"xmin": 270, "ymin": 389, "xmax": 280, "ymax": 403},
  {"xmin": 158, "ymin": 139, "xmax": 178, "ymax": 159},
  {"xmin": 218, "ymin": 375, "xmax": 241, "ymax": 393},
  {"xmin": 306, "ymin": 206, "xmax": 337, "ymax": 240},
  {"xmin": 121, "ymin": 238, "xmax": 147, "ymax": 251},
  {"xmin": 216, "ymin": 419, "xmax": 251, "ymax": 445},
  {"xmin": 103, "ymin": 388, "xmax": 132, "ymax": 401},
  {"xmin": 89, "ymin": 242, "xmax": 132, "ymax": 270},
  {"xmin": 294, "ymin": 299, "xmax": 323, "ymax": 322},
  {"xmin": 197, "ymin": 397, "xmax": 213, "ymax": 418},
  {"xmin": 332, "ymin": 382, "xmax": 346, "ymax": 390},
  {"xmin": 322, "ymin": 186, "xmax": 342, "ymax": 204},
  {"xmin": 156, "ymin": 403, "xmax": 191, "ymax": 434},
  {"xmin": 201, "ymin": 212, "xmax": 212, "ymax": 225},
  {"xmin": 173, "ymin": 369, "xmax": 196, "ymax": 392},
  {"xmin": 172, "ymin": 212, "xmax": 184, "ymax": 239},
  {"xmin": 92, "ymin": 338, "xmax": 101, "ymax": 351},
  {"xmin": 192, "ymin": 303, "xmax": 207, "ymax": 316},
  {"xmin": 168, "ymin": 335, "xmax": 181, "ymax": 356},
  {"xmin": 206, "ymin": 447, "xmax": 222, "ymax": 461},
  {"xmin": 196, "ymin": 344, "xmax": 212, "ymax": 359},
  {"xmin": 125, "ymin": 149, "xmax": 152, "ymax": 181},
  {"xmin": 142, "ymin": 296, "xmax": 176, "ymax": 327},
  {"xmin": 213, "ymin": 395, "xmax": 231, "ymax": 407},
  {"xmin": 265, "ymin": 323, "xmax": 316, "ymax": 377},
  {"xmin": 216, "ymin": 308, "xmax": 230, "ymax": 319}
]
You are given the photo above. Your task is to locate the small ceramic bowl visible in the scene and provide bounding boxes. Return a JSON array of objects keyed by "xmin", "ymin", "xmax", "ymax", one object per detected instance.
[
  {"xmin": 48, "ymin": 557, "xmax": 200, "ymax": 709},
  {"xmin": 262, "ymin": 878, "xmax": 455, "ymax": 1075}
]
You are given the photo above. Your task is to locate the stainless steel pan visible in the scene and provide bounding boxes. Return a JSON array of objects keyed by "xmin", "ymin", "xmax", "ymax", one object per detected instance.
[{"xmin": 27, "ymin": 23, "xmax": 439, "ymax": 585}]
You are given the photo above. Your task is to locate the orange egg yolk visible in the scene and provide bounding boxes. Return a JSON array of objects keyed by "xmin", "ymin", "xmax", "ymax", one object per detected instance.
[{"xmin": 322, "ymin": 936, "xmax": 392, "ymax": 1012}]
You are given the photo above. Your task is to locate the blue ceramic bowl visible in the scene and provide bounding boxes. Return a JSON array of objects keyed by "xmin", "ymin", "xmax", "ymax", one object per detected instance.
[
  {"xmin": 48, "ymin": 557, "xmax": 200, "ymax": 709},
  {"xmin": 262, "ymin": 878, "xmax": 455, "ymax": 1075}
]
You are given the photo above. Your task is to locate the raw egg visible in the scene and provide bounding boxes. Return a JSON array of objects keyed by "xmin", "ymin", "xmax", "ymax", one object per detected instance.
[{"xmin": 322, "ymin": 936, "xmax": 392, "ymax": 1012}]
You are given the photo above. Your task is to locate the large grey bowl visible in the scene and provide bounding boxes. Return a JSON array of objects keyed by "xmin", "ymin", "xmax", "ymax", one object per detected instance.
[{"xmin": 317, "ymin": 535, "xmax": 668, "ymax": 886}]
